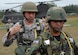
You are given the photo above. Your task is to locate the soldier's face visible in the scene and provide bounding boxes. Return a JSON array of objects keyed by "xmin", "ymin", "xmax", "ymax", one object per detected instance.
[
  {"xmin": 24, "ymin": 12, "xmax": 36, "ymax": 21},
  {"xmin": 49, "ymin": 20, "xmax": 64, "ymax": 32}
]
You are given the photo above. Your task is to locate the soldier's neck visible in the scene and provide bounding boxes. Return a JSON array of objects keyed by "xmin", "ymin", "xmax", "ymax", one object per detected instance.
[{"xmin": 49, "ymin": 29, "xmax": 60, "ymax": 37}]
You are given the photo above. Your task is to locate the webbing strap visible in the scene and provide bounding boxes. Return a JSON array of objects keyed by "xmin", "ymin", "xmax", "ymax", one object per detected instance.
[
  {"xmin": 34, "ymin": 28, "xmax": 37, "ymax": 39},
  {"xmin": 62, "ymin": 31, "xmax": 73, "ymax": 50},
  {"xmin": 47, "ymin": 46, "xmax": 52, "ymax": 55},
  {"xmin": 34, "ymin": 18, "xmax": 47, "ymax": 39},
  {"xmin": 41, "ymin": 32, "xmax": 52, "ymax": 55},
  {"xmin": 44, "ymin": 27, "xmax": 46, "ymax": 32}
]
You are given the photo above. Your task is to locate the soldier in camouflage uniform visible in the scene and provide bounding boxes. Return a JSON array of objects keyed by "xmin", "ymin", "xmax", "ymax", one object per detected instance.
[
  {"xmin": 2, "ymin": 2, "xmax": 44, "ymax": 55},
  {"xmin": 6, "ymin": 19, "xmax": 14, "ymax": 31},
  {"xmin": 28, "ymin": 7, "xmax": 78, "ymax": 55}
]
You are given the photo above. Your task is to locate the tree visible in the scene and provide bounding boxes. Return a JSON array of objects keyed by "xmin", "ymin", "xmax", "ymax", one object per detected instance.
[
  {"xmin": 0, "ymin": 10, "xmax": 5, "ymax": 19},
  {"xmin": 63, "ymin": 5, "xmax": 78, "ymax": 14}
]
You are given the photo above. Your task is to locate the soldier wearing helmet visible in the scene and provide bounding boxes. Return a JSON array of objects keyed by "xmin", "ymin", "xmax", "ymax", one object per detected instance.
[
  {"xmin": 27, "ymin": 7, "xmax": 78, "ymax": 55},
  {"xmin": 6, "ymin": 19, "xmax": 14, "ymax": 31},
  {"xmin": 2, "ymin": 2, "xmax": 44, "ymax": 55},
  {"xmin": 46, "ymin": 6, "xmax": 67, "ymax": 32}
]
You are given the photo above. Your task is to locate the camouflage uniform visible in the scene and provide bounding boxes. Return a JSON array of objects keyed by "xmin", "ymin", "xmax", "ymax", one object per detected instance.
[
  {"xmin": 2, "ymin": 2, "xmax": 44, "ymax": 55},
  {"xmin": 30, "ymin": 31, "xmax": 78, "ymax": 55},
  {"xmin": 2, "ymin": 19, "xmax": 43, "ymax": 55},
  {"xmin": 6, "ymin": 19, "xmax": 14, "ymax": 31},
  {"xmin": 28, "ymin": 7, "xmax": 78, "ymax": 55}
]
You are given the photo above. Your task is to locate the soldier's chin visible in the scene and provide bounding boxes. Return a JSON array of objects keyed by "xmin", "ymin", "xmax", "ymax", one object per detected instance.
[
  {"xmin": 54, "ymin": 28, "xmax": 62, "ymax": 32},
  {"xmin": 28, "ymin": 19, "xmax": 34, "ymax": 21}
]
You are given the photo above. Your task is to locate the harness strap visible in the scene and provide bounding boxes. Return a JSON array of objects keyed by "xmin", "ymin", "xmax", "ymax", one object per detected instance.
[
  {"xmin": 62, "ymin": 31, "xmax": 73, "ymax": 50},
  {"xmin": 44, "ymin": 27, "xmax": 46, "ymax": 32},
  {"xmin": 41, "ymin": 32, "xmax": 52, "ymax": 55},
  {"xmin": 18, "ymin": 20, "xmax": 25, "ymax": 44},
  {"xmin": 41, "ymin": 32, "xmax": 74, "ymax": 55},
  {"xmin": 34, "ymin": 18, "xmax": 47, "ymax": 39},
  {"xmin": 34, "ymin": 28, "xmax": 37, "ymax": 39},
  {"xmin": 47, "ymin": 46, "xmax": 52, "ymax": 55}
]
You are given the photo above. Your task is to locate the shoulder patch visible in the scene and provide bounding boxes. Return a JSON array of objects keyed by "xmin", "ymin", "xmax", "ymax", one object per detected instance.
[
  {"xmin": 69, "ymin": 38, "xmax": 74, "ymax": 43},
  {"xmin": 33, "ymin": 40, "xmax": 39, "ymax": 44},
  {"xmin": 44, "ymin": 39, "xmax": 50, "ymax": 45}
]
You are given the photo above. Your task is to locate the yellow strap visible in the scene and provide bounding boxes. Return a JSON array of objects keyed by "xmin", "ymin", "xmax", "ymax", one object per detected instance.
[
  {"xmin": 34, "ymin": 25, "xmax": 47, "ymax": 39},
  {"xmin": 44, "ymin": 27, "xmax": 46, "ymax": 32},
  {"xmin": 62, "ymin": 31, "xmax": 73, "ymax": 50},
  {"xmin": 34, "ymin": 28, "xmax": 37, "ymax": 39}
]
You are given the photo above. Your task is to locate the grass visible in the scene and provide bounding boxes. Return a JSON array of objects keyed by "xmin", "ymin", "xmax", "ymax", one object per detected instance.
[
  {"xmin": 0, "ymin": 15, "xmax": 78, "ymax": 55},
  {"xmin": 0, "ymin": 19, "xmax": 5, "ymax": 26},
  {"xmin": 66, "ymin": 15, "xmax": 78, "ymax": 26},
  {"xmin": 63, "ymin": 15, "xmax": 78, "ymax": 44},
  {"xmin": 0, "ymin": 29, "xmax": 17, "ymax": 55}
]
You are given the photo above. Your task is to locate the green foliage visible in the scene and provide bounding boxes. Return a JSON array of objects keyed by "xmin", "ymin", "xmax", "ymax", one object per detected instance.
[
  {"xmin": 0, "ymin": 19, "xmax": 5, "ymax": 26},
  {"xmin": 0, "ymin": 11, "xmax": 4, "ymax": 19},
  {"xmin": 63, "ymin": 5, "xmax": 78, "ymax": 13}
]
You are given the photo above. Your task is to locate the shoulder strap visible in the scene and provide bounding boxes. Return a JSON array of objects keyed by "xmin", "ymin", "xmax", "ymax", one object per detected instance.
[
  {"xmin": 19, "ymin": 20, "xmax": 25, "ymax": 33},
  {"xmin": 36, "ymin": 18, "xmax": 40, "ymax": 24},
  {"xmin": 35, "ymin": 18, "xmax": 41, "ymax": 27},
  {"xmin": 40, "ymin": 32, "xmax": 52, "ymax": 55},
  {"xmin": 18, "ymin": 20, "xmax": 25, "ymax": 44},
  {"xmin": 19, "ymin": 20, "xmax": 24, "ymax": 27},
  {"xmin": 61, "ymin": 31, "xmax": 73, "ymax": 50},
  {"xmin": 36, "ymin": 18, "xmax": 46, "ymax": 32},
  {"xmin": 40, "ymin": 32, "xmax": 49, "ymax": 40}
]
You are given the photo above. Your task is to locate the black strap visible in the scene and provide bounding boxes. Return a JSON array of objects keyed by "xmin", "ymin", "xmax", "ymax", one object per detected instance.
[
  {"xmin": 36, "ymin": 19, "xmax": 42, "ymax": 35},
  {"xmin": 19, "ymin": 20, "xmax": 25, "ymax": 33},
  {"xmin": 18, "ymin": 20, "xmax": 25, "ymax": 45}
]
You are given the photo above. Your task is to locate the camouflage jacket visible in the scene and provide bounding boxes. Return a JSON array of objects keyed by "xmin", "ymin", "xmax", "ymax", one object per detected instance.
[
  {"xmin": 29, "ymin": 31, "xmax": 78, "ymax": 55},
  {"xmin": 2, "ymin": 19, "xmax": 44, "ymax": 46}
]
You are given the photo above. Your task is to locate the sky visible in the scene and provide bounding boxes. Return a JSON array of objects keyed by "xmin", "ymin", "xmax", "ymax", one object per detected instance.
[{"xmin": 0, "ymin": 0, "xmax": 78, "ymax": 11}]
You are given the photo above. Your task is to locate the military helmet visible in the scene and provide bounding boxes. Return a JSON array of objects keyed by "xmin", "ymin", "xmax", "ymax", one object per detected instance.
[
  {"xmin": 8, "ymin": 19, "xmax": 11, "ymax": 22},
  {"xmin": 46, "ymin": 7, "xmax": 67, "ymax": 22},
  {"xmin": 21, "ymin": 2, "xmax": 38, "ymax": 13}
]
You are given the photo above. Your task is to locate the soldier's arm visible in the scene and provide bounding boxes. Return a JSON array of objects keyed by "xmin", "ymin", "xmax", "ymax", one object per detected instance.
[
  {"xmin": 39, "ymin": 19, "xmax": 44, "ymax": 32},
  {"xmin": 2, "ymin": 31, "xmax": 16, "ymax": 46},
  {"xmin": 8, "ymin": 22, "xmax": 21, "ymax": 39},
  {"xmin": 2, "ymin": 22, "xmax": 22, "ymax": 46}
]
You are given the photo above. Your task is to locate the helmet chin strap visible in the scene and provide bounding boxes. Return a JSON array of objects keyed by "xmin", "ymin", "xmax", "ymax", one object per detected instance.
[
  {"xmin": 23, "ymin": 14, "xmax": 32, "ymax": 21},
  {"xmin": 49, "ymin": 23, "xmax": 62, "ymax": 32},
  {"xmin": 25, "ymin": 18, "xmax": 29, "ymax": 20}
]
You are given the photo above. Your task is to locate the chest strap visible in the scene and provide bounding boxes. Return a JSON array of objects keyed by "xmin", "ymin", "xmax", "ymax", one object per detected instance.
[
  {"xmin": 44, "ymin": 27, "xmax": 46, "ymax": 32},
  {"xmin": 34, "ymin": 28, "xmax": 37, "ymax": 39},
  {"xmin": 62, "ymin": 31, "xmax": 73, "ymax": 51}
]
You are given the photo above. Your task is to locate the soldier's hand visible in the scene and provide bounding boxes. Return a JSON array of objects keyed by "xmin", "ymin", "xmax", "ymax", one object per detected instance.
[{"xmin": 9, "ymin": 22, "xmax": 22, "ymax": 36}]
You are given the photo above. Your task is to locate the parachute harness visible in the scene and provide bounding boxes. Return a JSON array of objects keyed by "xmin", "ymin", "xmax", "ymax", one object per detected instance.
[{"xmin": 62, "ymin": 31, "xmax": 73, "ymax": 51}]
